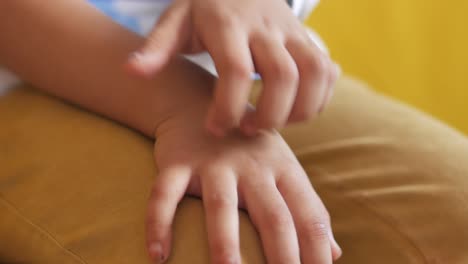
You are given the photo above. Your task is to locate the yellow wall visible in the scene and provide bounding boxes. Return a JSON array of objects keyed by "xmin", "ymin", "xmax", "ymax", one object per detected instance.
[{"xmin": 306, "ymin": 0, "xmax": 468, "ymax": 133}]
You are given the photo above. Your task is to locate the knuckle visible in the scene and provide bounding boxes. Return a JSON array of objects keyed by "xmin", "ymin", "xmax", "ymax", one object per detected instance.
[
  {"xmin": 268, "ymin": 60, "xmax": 298, "ymax": 84},
  {"xmin": 282, "ymin": 162, "xmax": 302, "ymax": 176},
  {"xmin": 225, "ymin": 60, "xmax": 253, "ymax": 81},
  {"xmin": 261, "ymin": 16, "xmax": 275, "ymax": 30},
  {"xmin": 302, "ymin": 52, "xmax": 329, "ymax": 77},
  {"xmin": 146, "ymin": 214, "xmax": 168, "ymax": 234},
  {"xmin": 299, "ymin": 221, "xmax": 330, "ymax": 243},
  {"xmin": 149, "ymin": 184, "xmax": 173, "ymax": 203}
]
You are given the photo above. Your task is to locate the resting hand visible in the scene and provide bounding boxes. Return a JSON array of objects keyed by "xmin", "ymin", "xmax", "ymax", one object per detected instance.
[{"xmin": 146, "ymin": 104, "xmax": 342, "ymax": 263}]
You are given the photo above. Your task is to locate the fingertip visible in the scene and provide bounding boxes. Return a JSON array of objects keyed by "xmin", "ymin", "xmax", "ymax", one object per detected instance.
[
  {"xmin": 205, "ymin": 119, "xmax": 226, "ymax": 138},
  {"xmin": 241, "ymin": 121, "xmax": 257, "ymax": 137},
  {"xmin": 145, "ymin": 168, "xmax": 190, "ymax": 264},
  {"xmin": 206, "ymin": 124, "xmax": 226, "ymax": 138},
  {"xmin": 126, "ymin": 51, "xmax": 165, "ymax": 77},
  {"xmin": 239, "ymin": 111, "xmax": 258, "ymax": 137},
  {"xmin": 148, "ymin": 242, "xmax": 167, "ymax": 263},
  {"xmin": 124, "ymin": 61, "xmax": 151, "ymax": 79},
  {"xmin": 204, "ymin": 106, "xmax": 231, "ymax": 138},
  {"xmin": 145, "ymin": 221, "xmax": 171, "ymax": 263}
]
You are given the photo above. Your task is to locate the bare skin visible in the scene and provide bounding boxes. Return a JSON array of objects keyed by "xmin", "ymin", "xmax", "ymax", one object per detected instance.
[
  {"xmin": 128, "ymin": 0, "xmax": 339, "ymax": 137},
  {"xmin": 0, "ymin": 1, "xmax": 341, "ymax": 263}
]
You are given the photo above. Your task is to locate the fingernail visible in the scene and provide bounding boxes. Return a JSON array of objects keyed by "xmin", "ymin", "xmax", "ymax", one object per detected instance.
[{"xmin": 149, "ymin": 243, "xmax": 166, "ymax": 263}]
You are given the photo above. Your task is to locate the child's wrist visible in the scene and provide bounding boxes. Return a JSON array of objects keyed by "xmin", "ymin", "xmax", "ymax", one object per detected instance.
[{"xmin": 139, "ymin": 59, "xmax": 215, "ymax": 138}]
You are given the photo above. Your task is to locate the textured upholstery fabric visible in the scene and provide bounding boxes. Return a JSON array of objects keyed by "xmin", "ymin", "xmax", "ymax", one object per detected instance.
[{"xmin": 1, "ymin": 77, "xmax": 467, "ymax": 263}]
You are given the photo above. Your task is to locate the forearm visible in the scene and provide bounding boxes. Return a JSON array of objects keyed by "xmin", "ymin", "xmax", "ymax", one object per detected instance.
[{"xmin": 0, "ymin": 0, "xmax": 214, "ymax": 137}]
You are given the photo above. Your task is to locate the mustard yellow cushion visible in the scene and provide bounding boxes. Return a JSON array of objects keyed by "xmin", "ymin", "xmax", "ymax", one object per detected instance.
[{"xmin": 2, "ymin": 79, "xmax": 468, "ymax": 263}]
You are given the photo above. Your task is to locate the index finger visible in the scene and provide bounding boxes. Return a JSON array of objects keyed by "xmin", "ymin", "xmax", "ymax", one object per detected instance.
[{"xmin": 202, "ymin": 22, "xmax": 254, "ymax": 137}]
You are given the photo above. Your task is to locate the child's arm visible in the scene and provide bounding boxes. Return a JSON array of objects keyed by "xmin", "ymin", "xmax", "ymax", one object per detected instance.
[
  {"xmin": 0, "ymin": 0, "xmax": 213, "ymax": 137},
  {"xmin": 0, "ymin": 1, "xmax": 341, "ymax": 263}
]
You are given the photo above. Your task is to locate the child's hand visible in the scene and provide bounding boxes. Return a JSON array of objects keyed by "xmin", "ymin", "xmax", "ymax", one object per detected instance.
[
  {"xmin": 128, "ymin": 0, "xmax": 340, "ymax": 137},
  {"xmin": 146, "ymin": 105, "xmax": 342, "ymax": 264}
]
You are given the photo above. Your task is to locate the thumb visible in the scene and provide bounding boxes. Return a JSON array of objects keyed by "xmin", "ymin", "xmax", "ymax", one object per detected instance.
[{"xmin": 127, "ymin": 0, "xmax": 191, "ymax": 77}]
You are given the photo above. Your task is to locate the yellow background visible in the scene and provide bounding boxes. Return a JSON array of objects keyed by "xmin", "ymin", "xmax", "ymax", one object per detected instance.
[{"xmin": 306, "ymin": 0, "xmax": 468, "ymax": 133}]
